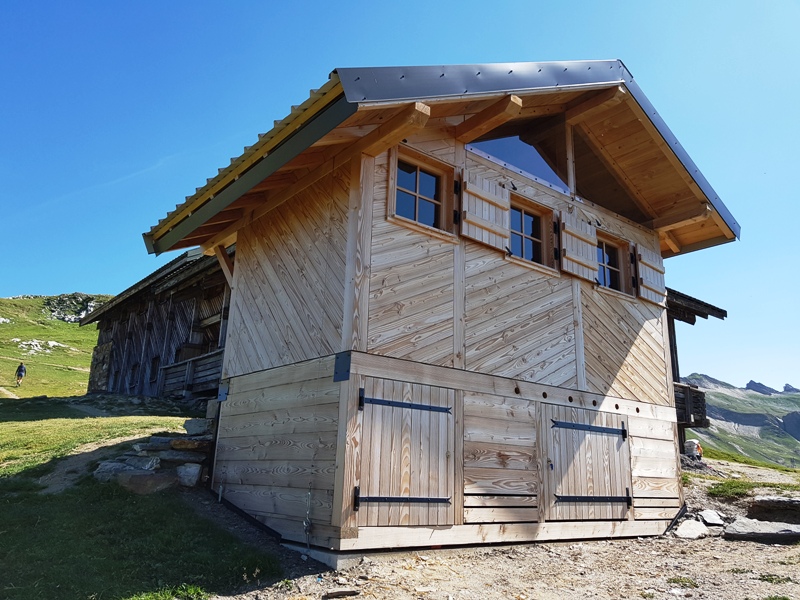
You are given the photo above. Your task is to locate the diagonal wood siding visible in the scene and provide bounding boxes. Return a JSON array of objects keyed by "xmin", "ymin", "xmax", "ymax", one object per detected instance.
[
  {"xmin": 464, "ymin": 243, "xmax": 577, "ymax": 387},
  {"xmin": 367, "ymin": 151, "xmax": 455, "ymax": 366},
  {"xmin": 581, "ymin": 284, "xmax": 669, "ymax": 405},
  {"xmin": 223, "ymin": 168, "xmax": 350, "ymax": 377}
]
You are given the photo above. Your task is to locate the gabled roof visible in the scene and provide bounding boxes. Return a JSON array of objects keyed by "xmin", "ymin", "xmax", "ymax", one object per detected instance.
[
  {"xmin": 144, "ymin": 60, "xmax": 739, "ymax": 258},
  {"xmin": 81, "ymin": 246, "xmax": 232, "ymax": 326}
]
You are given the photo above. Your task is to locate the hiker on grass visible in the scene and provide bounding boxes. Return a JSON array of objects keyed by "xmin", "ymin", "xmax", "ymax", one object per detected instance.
[{"xmin": 15, "ymin": 362, "xmax": 26, "ymax": 386}]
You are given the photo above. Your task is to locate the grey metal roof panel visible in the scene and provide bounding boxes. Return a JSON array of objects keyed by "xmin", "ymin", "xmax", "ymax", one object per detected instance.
[{"xmin": 336, "ymin": 60, "xmax": 740, "ymax": 240}]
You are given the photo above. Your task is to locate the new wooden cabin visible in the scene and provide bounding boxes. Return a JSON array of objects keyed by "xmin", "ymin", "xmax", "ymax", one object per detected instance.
[{"xmin": 141, "ymin": 61, "xmax": 739, "ymax": 551}]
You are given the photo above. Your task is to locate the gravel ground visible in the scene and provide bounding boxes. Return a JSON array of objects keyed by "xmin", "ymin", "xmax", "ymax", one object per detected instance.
[{"xmin": 189, "ymin": 459, "xmax": 800, "ymax": 600}]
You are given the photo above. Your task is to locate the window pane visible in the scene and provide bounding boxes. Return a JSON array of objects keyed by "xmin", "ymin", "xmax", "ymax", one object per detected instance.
[
  {"xmin": 598, "ymin": 265, "xmax": 608, "ymax": 287},
  {"xmin": 418, "ymin": 198, "xmax": 438, "ymax": 228},
  {"xmin": 597, "ymin": 243, "xmax": 608, "ymax": 266},
  {"xmin": 528, "ymin": 213, "xmax": 541, "ymax": 240},
  {"xmin": 606, "ymin": 245, "xmax": 619, "ymax": 269},
  {"xmin": 531, "ymin": 240, "xmax": 543, "ymax": 264},
  {"xmin": 418, "ymin": 168, "xmax": 439, "ymax": 200},
  {"xmin": 510, "ymin": 207, "xmax": 522, "ymax": 233},
  {"xmin": 396, "ymin": 190, "xmax": 416, "ymax": 221},
  {"xmin": 397, "ymin": 161, "xmax": 417, "ymax": 192},
  {"xmin": 609, "ymin": 268, "xmax": 621, "ymax": 291},
  {"xmin": 511, "ymin": 233, "xmax": 522, "ymax": 257}
]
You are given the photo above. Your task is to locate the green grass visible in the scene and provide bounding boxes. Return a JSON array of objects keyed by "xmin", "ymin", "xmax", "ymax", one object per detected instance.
[
  {"xmin": 701, "ymin": 445, "xmax": 800, "ymax": 474},
  {"xmin": 0, "ymin": 397, "xmax": 185, "ymax": 486},
  {"xmin": 0, "ymin": 382, "xmax": 282, "ymax": 600},
  {"xmin": 0, "ymin": 296, "xmax": 105, "ymax": 397},
  {"xmin": 666, "ymin": 576, "xmax": 698, "ymax": 589},
  {"xmin": 707, "ymin": 478, "xmax": 800, "ymax": 499},
  {"xmin": 1, "ymin": 481, "xmax": 280, "ymax": 599}
]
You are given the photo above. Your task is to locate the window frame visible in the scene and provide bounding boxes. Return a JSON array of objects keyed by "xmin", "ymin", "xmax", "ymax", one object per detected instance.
[
  {"xmin": 505, "ymin": 195, "xmax": 559, "ymax": 276},
  {"xmin": 388, "ymin": 146, "xmax": 456, "ymax": 242},
  {"xmin": 595, "ymin": 233, "xmax": 635, "ymax": 297}
]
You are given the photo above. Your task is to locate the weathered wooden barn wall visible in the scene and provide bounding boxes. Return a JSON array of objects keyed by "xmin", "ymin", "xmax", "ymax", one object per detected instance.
[
  {"xmin": 85, "ymin": 259, "xmax": 230, "ymax": 399},
  {"xmin": 222, "ymin": 168, "xmax": 351, "ymax": 379}
]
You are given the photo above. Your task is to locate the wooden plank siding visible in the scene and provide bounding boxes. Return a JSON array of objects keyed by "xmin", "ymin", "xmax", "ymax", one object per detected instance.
[
  {"xmin": 213, "ymin": 356, "xmax": 342, "ymax": 535},
  {"xmin": 582, "ymin": 285, "xmax": 670, "ymax": 405},
  {"xmin": 222, "ymin": 167, "xmax": 351, "ymax": 378}
]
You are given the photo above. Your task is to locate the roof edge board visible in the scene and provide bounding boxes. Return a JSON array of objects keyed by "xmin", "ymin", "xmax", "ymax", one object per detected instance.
[
  {"xmin": 144, "ymin": 94, "xmax": 358, "ymax": 255},
  {"xmin": 146, "ymin": 76, "xmax": 344, "ymax": 242},
  {"xmin": 617, "ymin": 62, "xmax": 740, "ymax": 241}
]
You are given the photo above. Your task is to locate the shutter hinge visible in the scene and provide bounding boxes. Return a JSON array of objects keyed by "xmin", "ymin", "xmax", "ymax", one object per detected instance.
[
  {"xmin": 454, "ymin": 180, "xmax": 461, "ymax": 196},
  {"xmin": 554, "ymin": 247, "xmax": 560, "ymax": 263},
  {"xmin": 554, "ymin": 221, "xmax": 560, "ymax": 235},
  {"xmin": 454, "ymin": 209, "xmax": 461, "ymax": 225}
]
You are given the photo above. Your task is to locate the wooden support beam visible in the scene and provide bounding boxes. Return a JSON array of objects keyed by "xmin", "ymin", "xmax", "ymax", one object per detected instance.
[
  {"xmin": 213, "ymin": 245, "xmax": 235, "ymax": 288},
  {"xmin": 565, "ymin": 123, "xmax": 576, "ymax": 195},
  {"xmin": 455, "ymin": 95, "xmax": 523, "ymax": 143},
  {"xmin": 645, "ymin": 203, "xmax": 712, "ymax": 232},
  {"xmin": 662, "ymin": 231, "xmax": 681, "ymax": 253},
  {"xmin": 516, "ymin": 103, "xmax": 567, "ymax": 119},
  {"xmin": 565, "ymin": 87, "xmax": 626, "ymax": 125},
  {"xmin": 201, "ymin": 102, "xmax": 430, "ymax": 253}
]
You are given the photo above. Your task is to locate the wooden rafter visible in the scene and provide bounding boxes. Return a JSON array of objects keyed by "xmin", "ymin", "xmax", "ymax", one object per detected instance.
[
  {"xmin": 662, "ymin": 231, "xmax": 681, "ymax": 253},
  {"xmin": 565, "ymin": 87, "xmax": 626, "ymax": 125},
  {"xmin": 213, "ymin": 245, "xmax": 235, "ymax": 288},
  {"xmin": 200, "ymin": 102, "xmax": 431, "ymax": 254},
  {"xmin": 645, "ymin": 203, "xmax": 712, "ymax": 232},
  {"xmin": 455, "ymin": 95, "xmax": 523, "ymax": 143}
]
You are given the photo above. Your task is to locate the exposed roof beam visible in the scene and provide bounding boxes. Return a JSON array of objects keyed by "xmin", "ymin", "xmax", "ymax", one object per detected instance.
[
  {"xmin": 517, "ymin": 103, "xmax": 567, "ymax": 119},
  {"xmin": 145, "ymin": 94, "xmax": 358, "ymax": 255},
  {"xmin": 662, "ymin": 231, "xmax": 681, "ymax": 254},
  {"xmin": 565, "ymin": 87, "xmax": 626, "ymax": 125},
  {"xmin": 646, "ymin": 203, "xmax": 712, "ymax": 232},
  {"xmin": 200, "ymin": 102, "xmax": 431, "ymax": 254},
  {"xmin": 213, "ymin": 245, "xmax": 235, "ymax": 288},
  {"xmin": 455, "ymin": 94, "xmax": 523, "ymax": 143}
]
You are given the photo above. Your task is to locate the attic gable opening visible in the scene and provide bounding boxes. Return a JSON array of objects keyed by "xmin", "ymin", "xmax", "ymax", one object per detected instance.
[{"xmin": 468, "ymin": 115, "xmax": 648, "ymax": 224}]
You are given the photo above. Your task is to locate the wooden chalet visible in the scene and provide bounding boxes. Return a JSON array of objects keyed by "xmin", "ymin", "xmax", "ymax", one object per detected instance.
[
  {"xmin": 81, "ymin": 247, "xmax": 234, "ymax": 401},
  {"xmin": 140, "ymin": 61, "xmax": 739, "ymax": 551}
]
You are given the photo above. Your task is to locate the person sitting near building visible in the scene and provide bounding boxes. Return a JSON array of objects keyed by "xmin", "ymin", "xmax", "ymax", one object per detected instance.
[{"xmin": 15, "ymin": 362, "xmax": 26, "ymax": 387}]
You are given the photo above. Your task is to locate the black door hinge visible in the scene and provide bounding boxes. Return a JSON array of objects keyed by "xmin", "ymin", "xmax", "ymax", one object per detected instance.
[
  {"xmin": 454, "ymin": 180, "xmax": 461, "ymax": 196},
  {"xmin": 454, "ymin": 209, "xmax": 461, "ymax": 225}
]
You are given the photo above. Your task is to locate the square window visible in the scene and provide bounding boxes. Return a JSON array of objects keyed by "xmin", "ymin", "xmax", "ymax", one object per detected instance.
[
  {"xmin": 509, "ymin": 203, "xmax": 550, "ymax": 267},
  {"xmin": 596, "ymin": 238, "xmax": 631, "ymax": 293},
  {"xmin": 392, "ymin": 150, "xmax": 452, "ymax": 234}
]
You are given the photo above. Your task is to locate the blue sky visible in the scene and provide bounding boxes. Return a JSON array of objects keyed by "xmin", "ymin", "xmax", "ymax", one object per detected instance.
[{"xmin": 1, "ymin": 1, "xmax": 797, "ymax": 389}]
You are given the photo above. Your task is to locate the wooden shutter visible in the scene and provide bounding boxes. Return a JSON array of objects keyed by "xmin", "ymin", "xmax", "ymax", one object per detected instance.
[
  {"xmin": 560, "ymin": 207, "xmax": 598, "ymax": 282},
  {"xmin": 461, "ymin": 170, "xmax": 510, "ymax": 251},
  {"xmin": 637, "ymin": 244, "xmax": 667, "ymax": 305}
]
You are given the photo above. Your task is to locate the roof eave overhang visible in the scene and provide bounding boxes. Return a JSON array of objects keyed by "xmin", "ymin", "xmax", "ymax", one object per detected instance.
[
  {"xmin": 336, "ymin": 61, "xmax": 740, "ymax": 242},
  {"xmin": 144, "ymin": 84, "xmax": 357, "ymax": 255},
  {"xmin": 145, "ymin": 60, "xmax": 739, "ymax": 255}
]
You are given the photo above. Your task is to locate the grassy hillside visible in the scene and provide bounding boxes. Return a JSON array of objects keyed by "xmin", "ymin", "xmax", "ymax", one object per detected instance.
[
  {"xmin": 683, "ymin": 373, "xmax": 800, "ymax": 469},
  {"xmin": 0, "ymin": 295, "xmax": 109, "ymax": 397}
]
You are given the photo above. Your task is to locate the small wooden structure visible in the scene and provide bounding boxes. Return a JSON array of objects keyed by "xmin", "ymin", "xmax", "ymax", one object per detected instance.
[
  {"xmin": 666, "ymin": 287, "xmax": 727, "ymax": 446},
  {"xmin": 81, "ymin": 247, "xmax": 233, "ymax": 400},
  {"xmin": 140, "ymin": 61, "xmax": 739, "ymax": 550}
]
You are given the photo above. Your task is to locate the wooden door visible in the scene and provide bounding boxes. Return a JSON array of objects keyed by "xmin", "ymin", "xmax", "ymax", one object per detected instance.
[
  {"xmin": 356, "ymin": 377, "xmax": 456, "ymax": 527},
  {"xmin": 541, "ymin": 404, "xmax": 632, "ymax": 521}
]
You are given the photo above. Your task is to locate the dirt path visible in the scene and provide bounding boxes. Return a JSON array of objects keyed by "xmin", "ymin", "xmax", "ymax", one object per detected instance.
[
  {"xmin": 205, "ymin": 459, "xmax": 800, "ymax": 600},
  {"xmin": 0, "ymin": 386, "xmax": 20, "ymax": 398}
]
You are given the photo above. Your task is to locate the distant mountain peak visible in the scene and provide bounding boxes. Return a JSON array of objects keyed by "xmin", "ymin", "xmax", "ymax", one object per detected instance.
[
  {"xmin": 745, "ymin": 380, "xmax": 780, "ymax": 396},
  {"xmin": 785, "ymin": 384, "xmax": 800, "ymax": 394},
  {"xmin": 681, "ymin": 373, "xmax": 736, "ymax": 390}
]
